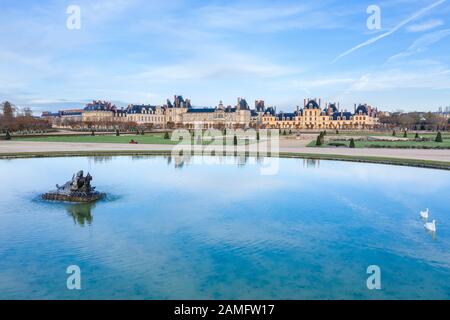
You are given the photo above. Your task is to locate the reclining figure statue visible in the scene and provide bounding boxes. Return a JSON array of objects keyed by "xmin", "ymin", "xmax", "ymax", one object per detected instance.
[{"xmin": 56, "ymin": 170, "xmax": 95, "ymax": 194}]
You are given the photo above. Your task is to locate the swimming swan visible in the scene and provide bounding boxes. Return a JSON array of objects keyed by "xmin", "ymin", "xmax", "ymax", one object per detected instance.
[
  {"xmin": 420, "ymin": 208, "xmax": 429, "ymax": 219},
  {"xmin": 424, "ymin": 220, "xmax": 436, "ymax": 232}
]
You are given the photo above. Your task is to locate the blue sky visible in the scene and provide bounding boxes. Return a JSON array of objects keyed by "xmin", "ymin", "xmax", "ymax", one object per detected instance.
[{"xmin": 1, "ymin": 0, "xmax": 450, "ymax": 113}]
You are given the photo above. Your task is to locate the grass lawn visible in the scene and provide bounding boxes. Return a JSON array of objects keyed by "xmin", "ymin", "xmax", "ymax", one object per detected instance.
[
  {"xmin": 308, "ymin": 137, "xmax": 450, "ymax": 149},
  {"xmin": 13, "ymin": 133, "xmax": 254, "ymax": 146},
  {"xmin": 14, "ymin": 134, "xmax": 178, "ymax": 145},
  {"xmin": 324, "ymin": 132, "xmax": 450, "ymax": 139}
]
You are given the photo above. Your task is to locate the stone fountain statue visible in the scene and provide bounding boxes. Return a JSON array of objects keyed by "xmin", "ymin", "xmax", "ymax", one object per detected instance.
[{"xmin": 42, "ymin": 170, "xmax": 105, "ymax": 203}]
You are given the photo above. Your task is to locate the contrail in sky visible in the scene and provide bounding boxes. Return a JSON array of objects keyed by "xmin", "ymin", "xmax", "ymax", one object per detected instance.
[{"xmin": 332, "ymin": 0, "xmax": 447, "ymax": 63}]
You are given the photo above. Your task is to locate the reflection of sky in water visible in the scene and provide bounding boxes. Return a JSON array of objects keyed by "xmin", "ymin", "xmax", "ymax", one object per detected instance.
[{"xmin": 0, "ymin": 156, "xmax": 449, "ymax": 299}]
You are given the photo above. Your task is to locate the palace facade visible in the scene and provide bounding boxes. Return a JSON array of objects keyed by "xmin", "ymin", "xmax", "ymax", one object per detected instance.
[{"xmin": 44, "ymin": 96, "xmax": 379, "ymax": 130}]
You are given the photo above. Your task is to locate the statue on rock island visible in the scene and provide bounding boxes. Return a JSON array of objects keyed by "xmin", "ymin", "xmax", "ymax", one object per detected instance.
[{"xmin": 43, "ymin": 170, "xmax": 105, "ymax": 203}]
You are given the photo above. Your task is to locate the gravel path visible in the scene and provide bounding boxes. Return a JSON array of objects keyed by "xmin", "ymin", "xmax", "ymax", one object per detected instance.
[{"xmin": 1, "ymin": 140, "xmax": 450, "ymax": 163}]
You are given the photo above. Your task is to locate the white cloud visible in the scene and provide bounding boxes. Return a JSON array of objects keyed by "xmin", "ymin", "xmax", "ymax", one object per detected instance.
[
  {"xmin": 333, "ymin": 0, "xmax": 447, "ymax": 63},
  {"xmin": 407, "ymin": 19, "xmax": 444, "ymax": 32},
  {"xmin": 349, "ymin": 66, "xmax": 450, "ymax": 92},
  {"xmin": 388, "ymin": 28, "xmax": 450, "ymax": 61}
]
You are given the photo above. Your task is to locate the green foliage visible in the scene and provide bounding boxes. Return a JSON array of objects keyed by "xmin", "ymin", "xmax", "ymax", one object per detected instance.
[
  {"xmin": 336, "ymin": 129, "xmax": 339, "ymax": 134},
  {"xmin": 316, "ymin": 134, "xmax": 323, "ymax": 146},
  {"xmin": 91, "ymin": 130, "xmax": 95, "ymax": 136},
  {"xmin": 435, "ymin": 131, "xmax": 443, "ymax": 143},
  {"xmin": 415, "ymin": 132, "xmax": 419, "ymax": 139},
  {"xmin": 233, "ymin": 135, "xmax": 238, "ymax": 146},
  {"xmin": 392, "ymin": 130, "xmax": 396, "ymax": 137},
  {"xmin": 283, "ymin": 130, "xmax": 287, "ymax": 135},
  {"xmin": 164, "ymin": 132, "xmax": 170, "ymax": 139},
  {"xmin": 256, "ymin": 131, "xmax": 260, "ymax": 141},
  {"xmin": 403, "ymin": 130, "xmax": 407, "ymax": 138},
  {"xmin": 115, "ymin": 129, "xmax": 120, "ymax": 136},
  {"xmin": 349, "ymin": 138, "xmax": 355, "ymax": 148},
  {"xmin": 141, "ymin": 130, "xmax": 145, "ymax": 135},
  {"xmin": 5, "ymin": 130, "xmax": 11, "ymax": 140}
]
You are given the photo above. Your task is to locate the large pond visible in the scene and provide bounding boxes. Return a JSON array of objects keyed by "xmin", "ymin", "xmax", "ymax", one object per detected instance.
[{"xmin": 0, "ymin": 156, "xmax": 449, "ymax": 299}]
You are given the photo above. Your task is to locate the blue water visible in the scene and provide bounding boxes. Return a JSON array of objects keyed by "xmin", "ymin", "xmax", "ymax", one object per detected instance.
[{"xmin": 0, "ymin": 156, "xmax": 449, "ymax": 300}]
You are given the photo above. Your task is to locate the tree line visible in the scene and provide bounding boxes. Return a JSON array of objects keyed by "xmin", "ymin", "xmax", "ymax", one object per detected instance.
[
  {"xmin": 1, "ymin": 101, "xmax": 51, "ymax": 134},
  {"xmin": 378, "ymin": 112, "xmax": 449, "ymax": 131}
]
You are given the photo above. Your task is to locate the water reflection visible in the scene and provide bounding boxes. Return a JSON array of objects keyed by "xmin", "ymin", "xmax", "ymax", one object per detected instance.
[
  {"xmin": 88, "ymin": 156, "xmax": 114, "ymax": 164},
  {"xmin": 66, "ymin": 202, "xmax": 95, "ymax": 227},
  {"xmin": 86, "ymin": 154, "xmax": 321, "ymax": 171},
  {"xmin": 303, "ymin": 159, "xmax": 320, "ymax": 168}
]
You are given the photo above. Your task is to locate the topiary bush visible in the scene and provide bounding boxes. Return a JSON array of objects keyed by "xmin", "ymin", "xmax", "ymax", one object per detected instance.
[
  {"xmin": 435, "ymin": 131, "xmax": 443, "ymax": 143},
  {"xmin": 349, "ymin": 138, "xmax": 355, "ymax": 148}
]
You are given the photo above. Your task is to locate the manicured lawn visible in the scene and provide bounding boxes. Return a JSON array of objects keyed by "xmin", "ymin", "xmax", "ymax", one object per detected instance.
[
  {"xmin": 15, "ymin": 134, "xmax": 178, "ymax": 145},
  {"xmin": 13, "ymin": 133, "xmax": 255, "ymax": 145},
  {"xmin": 325, "ymin": 132, "xmax": 450, "ymax": 139},
  {"xmin": 308, "ymin": 137, "xmax": 450, "ymax": 149}
]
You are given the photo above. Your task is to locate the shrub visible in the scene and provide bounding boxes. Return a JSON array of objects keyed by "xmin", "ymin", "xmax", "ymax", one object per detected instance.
[
  {"xmin": 5, "ymin": 130, "xmax": 11, "ymax": 140},
  {"xmin": 91, "ymin": 130, "xmax": 95, "ymax": 136},
  {"xmin": 403, "ymin": 131, "xmax": 407, "ymax": 138},
  {"xmin": 141, "ymin": 130, "xmax": 145, "ymax": 135},
  {"xmin": 349, "ymin": 138, "xmax": 355, "ymax": 148},
  {"xmin": 435, "ymin": 131, "xmax": 443, "ymax": 143},
  {"xmin": 233, "ymin": 135, "xmax": 238, "ymax": 146},
  {"xmin": 164, "ymin": 132, "xmax": 170, "ymax": 139},
  {"xmin": 257, "ymin": 131, "xmax": 260, "ymax": 141},
  {"xmin": 116, "ymin": 129, "xmax": 120, "ymax": 136},
  {"xmin": 316, "ymin": 134, "xmax": 323, "ymax": 146},
  {"xmin": 336, "ymin": 129, "xmax": 339, "ymax": 134},
  {"xmin": 415, "ymin": 132, "xmax": 419, "ymax": 139},
  {"xmin": 392, "ymin": 130, "xmax": 396, "ymax": 137},
  {"xmin": 283, "ymin": 130, "xmax": 287, "ymax": 135}
]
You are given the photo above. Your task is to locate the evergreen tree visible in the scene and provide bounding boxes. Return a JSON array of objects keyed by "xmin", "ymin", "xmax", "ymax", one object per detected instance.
[
  {"xmin": 415, "ymin": 132, "xmax": 419, "ymax": 139},
  {"xmin": 91, "ymin": 130, "xmax": 95, "ymax": 136},
  {"xmin": 349, "ymin": 138, "xmax": 355, "ymax": 148},
  {"xmin": 233, "ymin": 135, "xmax": 238, "ymax": 146},
  {"xmin": 316, "ymin": 134, "xmax": 323, "ymax": 146},
  {"xmin": 392, "ymin": 130, "xmax": 396, "ymax": 137},
  {"xmin": 257, "ymin": 131, "xmax": 260, "ymax": 141},
  {"xmin": 116, "ymin": 129, "xmax": 120, "ymax": 136},
  {"xmin": 435, "ymin": 131, "xmax": 443, "ymax": 143},
  {"xmin": 403, "ymin": 130, "xmax": 407, "ymax": 138},
  {"xmin": 164, "ymin": 132, "xmax": 170, "ymax": 139},
  {"xmin": 5, "ymin": 130, "xmax": 11, "ymax": 140},
  {"xmin": 336, "ymin": 129, "xmax": 339, "ymax": 134},
  {"xmin": 141, "ymin": 130, "xmax": 145, "ymax": 135}
]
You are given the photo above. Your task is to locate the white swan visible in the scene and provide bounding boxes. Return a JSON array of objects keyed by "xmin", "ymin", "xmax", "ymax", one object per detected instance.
[
  {"xmin": 424, "ymin": 220, "xmax": 436, "ymax": 232},
  {"xmin": 420, "ymin": 208, "xmax": 429, "ymax": 219}
]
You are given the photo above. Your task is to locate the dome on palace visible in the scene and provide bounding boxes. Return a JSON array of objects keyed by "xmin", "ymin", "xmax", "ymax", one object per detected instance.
[
  {"xmin": 305, "ymin": 100, "xmax": 320, "ymax": 109},
  {"xmin": 355, "ymin": 104, "xmax": 369, "ymax": 115}
]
